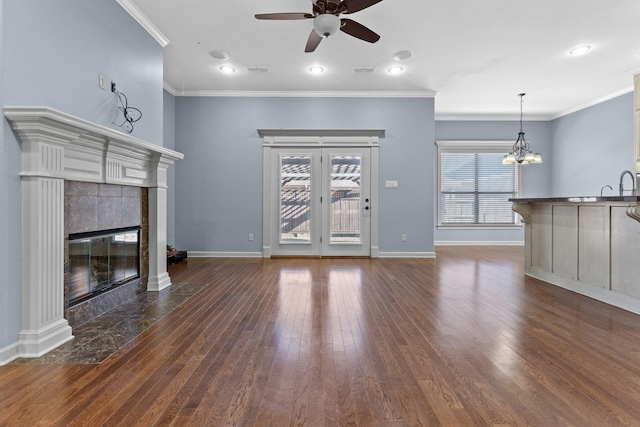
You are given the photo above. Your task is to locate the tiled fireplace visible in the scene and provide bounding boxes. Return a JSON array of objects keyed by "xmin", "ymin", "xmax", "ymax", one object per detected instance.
[
  {"xmin": 5, "ymin": 107, "xmax": 183, "ymax": 359},
  {"xmin": 64, "ymin": 182, "xmax": 148, "ymax": 327}
]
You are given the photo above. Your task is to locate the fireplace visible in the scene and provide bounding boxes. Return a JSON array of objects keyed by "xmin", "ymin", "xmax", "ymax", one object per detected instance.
[
  {"xmin": 4, "ymin": 106, "xmax": 183, "ymax": 360},
  {"xmin": 68, "ymin": 227, "xmax": 140, "ymax": 305},
  {"xmin": 63, "ymin": 181, "xmax": 149, "ymax": 326}
]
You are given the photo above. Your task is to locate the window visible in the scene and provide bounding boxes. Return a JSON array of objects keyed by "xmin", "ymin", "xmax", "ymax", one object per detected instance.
[{"xmin": 436, "ymin": 141, "xmax": 520, "ymax": 227}]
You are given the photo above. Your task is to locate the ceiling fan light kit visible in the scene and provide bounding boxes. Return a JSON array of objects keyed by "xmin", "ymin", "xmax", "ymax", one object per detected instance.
[
  {"xmin": 255, "ymin": 0, "xmax": 383, "ymax": 53},
  {"xmin": 313, "ymin": 14, "xmax": 340, "ymax": 38}
]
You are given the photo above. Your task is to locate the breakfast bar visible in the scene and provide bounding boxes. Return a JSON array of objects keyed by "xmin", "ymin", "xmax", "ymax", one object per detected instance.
[{"xmin": 511, "ymin": 196, "xmax": 640, "ymax": 314}]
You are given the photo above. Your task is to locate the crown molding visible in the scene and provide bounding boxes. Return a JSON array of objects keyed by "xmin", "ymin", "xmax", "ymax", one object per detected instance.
[
  {"xmin": 172, "ymin": 90, "xmax": 437, "ymax": 98},
  {"xmin": 435, "ymin": 113, "xmax": 551, "ymax": 121},
  {"xmin": 116, "ymin": 0, "xmax": 169, "ymax": 47},
  {"xmin": 163, "ymin": 81, "xmax": 179, "ymax": 96},
  {"xmin": 549, "ymin": 87, "xmax": 634, "ymax": 120},
  {"xmin": 164, "ymin": 84, "xmax": 631, "ymax": 122}
]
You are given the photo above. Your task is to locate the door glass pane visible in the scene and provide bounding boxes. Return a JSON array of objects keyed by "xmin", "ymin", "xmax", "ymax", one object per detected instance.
[
  {"xmin": 280, "ymin": 155, "xmax": 312, "ymax": 244},
  {"xmin": 330, "ymin": 155, "xmax": 361, "ymax": 244}
]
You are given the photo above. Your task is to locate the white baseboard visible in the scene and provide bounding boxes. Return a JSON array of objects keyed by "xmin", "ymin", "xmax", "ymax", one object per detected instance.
[
  {"xmin": 0, "ymin": 342, "xmax": 19, "ymax": 366},
  {"xmin": 378, "ymin": 252, "xmax": 436, "ymax": 258},
  {"xmin": 147, "ymin": 272, "xmax": 172, "ymax": 291},
  {"xmin": 0, "ymin": 319, "xmax": 75, "ymax": 366},
  {"xmin": 17, "ymin": 320, "xmax": 74, "ymax": 359},
  {"xmin": 190, "ymin": 250, "xmax": 441, "ymax": 259},
  {"xmin": 188, "ymin": 251, "xmax": 263, "ymax": 258},
  {"xmin": 434, "ymin": 241, "xmax": 524, "ymax": 246}
]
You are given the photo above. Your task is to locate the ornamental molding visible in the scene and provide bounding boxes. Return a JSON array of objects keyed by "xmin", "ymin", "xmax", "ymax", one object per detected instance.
[{"xmin": 5, "ymin": 107, "xmax": 183, "ymax": 188}]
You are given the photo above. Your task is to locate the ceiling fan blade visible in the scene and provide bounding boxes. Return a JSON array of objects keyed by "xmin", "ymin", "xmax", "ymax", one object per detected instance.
[
  {"xmin": 339, "ymin": 18, "xmax": 380, "ymax": 43},
  {"xmin": 341, "ymin": 0, "xmax": 383, "ymax": 14},
  {"xmin": 305, "ymin": 29, "xmax": 323, "ymax": 52},
  {"xmin": 255, "ymin": 13, "xmax": 313, "ymax": 20}
]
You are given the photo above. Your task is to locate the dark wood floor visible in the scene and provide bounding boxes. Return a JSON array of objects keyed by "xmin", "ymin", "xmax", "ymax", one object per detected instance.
[{"xmin": 3, "ymin": 246, "xmax": 640, "ymax": 426}]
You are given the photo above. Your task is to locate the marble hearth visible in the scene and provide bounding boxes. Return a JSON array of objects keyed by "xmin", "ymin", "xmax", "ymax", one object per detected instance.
[{"xmin": 5, "ymin": 107, "xmax": 183, "ymax": 360}]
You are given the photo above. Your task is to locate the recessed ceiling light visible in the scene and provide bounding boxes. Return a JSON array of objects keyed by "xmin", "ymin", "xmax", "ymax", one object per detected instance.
[
  {"xmin": 220, "ymin": 65, "xmax": 236, "ymax": 73},
  {"xmin": 210, "ymin": 50, "xmax": 229, "ymax": 60},
  {"xmin": 393, "ymin": 50, "xmax": 413, "ymax": 61},
  {"xmin": 569, "ymin": 45, "xmax": 591, "ymax": 55},
  {"xmin": 309, "ymin": 66, "xmax": 324, "ymax": 74},
  {"xmin": 388, "ymin": 66, "xmax": 403, "ymax": 74}
]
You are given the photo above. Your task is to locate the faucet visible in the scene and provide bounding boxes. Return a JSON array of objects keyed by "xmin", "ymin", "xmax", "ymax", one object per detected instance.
[
  {"xmin": 619, "ymin": 170, "xmax": 635, "ymax": 196},
  {"xmin": 601, "ymin": 185, "xmax": 612, "ymax": 197}
]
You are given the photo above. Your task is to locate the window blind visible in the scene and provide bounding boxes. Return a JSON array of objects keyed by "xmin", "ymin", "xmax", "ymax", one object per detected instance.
[{"xmin": 440, "ymin": 152, "xmax": 517, "ymax": 225}]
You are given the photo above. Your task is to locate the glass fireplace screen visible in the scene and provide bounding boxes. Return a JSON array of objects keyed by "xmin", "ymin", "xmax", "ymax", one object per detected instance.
[{"xmin": 68, "ymin": 227, "xmax": 140, "ymax": 305}]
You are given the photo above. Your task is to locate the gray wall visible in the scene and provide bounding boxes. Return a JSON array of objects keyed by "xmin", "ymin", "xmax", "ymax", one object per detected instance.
[
  {"xmin": 164, "ymin": 90, "xmax": 176, "ymax": 245},
  {"xmin": 0, "ymin": 0, "xmax": 11, "ymax": 351},
  {"xmin": 434, "ymin": 120, "xmax": 552, "ymax": 243},
  {"xmin": 4, "ymin": 1, "xmax": 163, "ymax": 143},
  {"xmin": 174, "ymin": 96, "xmax": 435, "ymax": 254},
  {"xmin": 550, "ymin": 92, "xmax": 634, "ymax": 197},
  {"xmin": 0, "ymin": 1, "xmax": 164, "ymax": 349}
]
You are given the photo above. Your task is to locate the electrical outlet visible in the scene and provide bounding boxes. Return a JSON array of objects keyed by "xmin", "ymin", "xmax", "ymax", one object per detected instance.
[
  {"xmin": 248, "ymin": 233, "xmax": 254, "ymax": 241},
  {"xmin": 402, "ymin": 234, "xmax": 407, "ymax": 242},
  {"xmin": 111, "ymin": 81, "xmax": 117, "ymax": 93},
  {"xmin": 99, "ymin": 75, "xmax": 106, "ymax": 90}
]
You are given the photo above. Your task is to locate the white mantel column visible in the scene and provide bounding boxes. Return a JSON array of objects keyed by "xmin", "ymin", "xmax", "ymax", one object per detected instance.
[
  {"xmin": 20, "ymin": 146, "xmax": 73, "ymax": 356},
  {"xmin": 147, "ymin": 155, "xmax": 173, "ymax": 291}
]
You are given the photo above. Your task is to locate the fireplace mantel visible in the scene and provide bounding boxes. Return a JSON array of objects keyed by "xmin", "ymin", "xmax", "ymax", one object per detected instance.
[{"xmin": 5, "ymin": 106, "xmax": 184, "ymax": 359}]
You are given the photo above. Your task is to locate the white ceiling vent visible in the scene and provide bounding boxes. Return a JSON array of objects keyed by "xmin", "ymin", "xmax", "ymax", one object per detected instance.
[
  {"xmin": 353, "ymin": 67, "xmax": 376, "ymax": 74},
  {"xmin": 247, "ymin": 66, "xmax": 270, "ymax": 73}
]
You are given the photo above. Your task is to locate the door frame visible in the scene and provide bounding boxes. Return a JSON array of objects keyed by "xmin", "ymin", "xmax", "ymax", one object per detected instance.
[{"xmin": 260, "ymin": 129, "xmax": 383, "ymax": 258}]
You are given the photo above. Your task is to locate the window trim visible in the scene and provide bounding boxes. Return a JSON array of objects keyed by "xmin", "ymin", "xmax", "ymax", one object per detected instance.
[{"xmin": 435, "ymin": 140, "xmax": 522, "ymax": 229}]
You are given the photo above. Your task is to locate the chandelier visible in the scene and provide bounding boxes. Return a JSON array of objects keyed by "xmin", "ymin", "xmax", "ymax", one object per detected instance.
[{"xmin": 502, "ymin": 93, "xmax": 542, "ymax": 165}]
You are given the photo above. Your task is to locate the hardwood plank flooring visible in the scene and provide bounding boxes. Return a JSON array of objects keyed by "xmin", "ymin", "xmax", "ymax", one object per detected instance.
[{"xmin": 3, "ymin": 246, "xmax": 640, "ymax": 425}]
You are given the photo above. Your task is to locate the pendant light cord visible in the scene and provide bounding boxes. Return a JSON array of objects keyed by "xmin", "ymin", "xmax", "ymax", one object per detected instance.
[{"xmin": 518, "ymin": 93, "xmax": 525, "ymax": 133}]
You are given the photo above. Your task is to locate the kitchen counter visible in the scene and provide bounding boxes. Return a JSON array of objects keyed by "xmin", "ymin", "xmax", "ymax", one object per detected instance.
[
  {"xmin": 510, "ymin": 196, "xmax": 640, "ymax": 314},
  {"xmin": 511, "ymin": 195, "xmax": 639, "ymax": 203}
]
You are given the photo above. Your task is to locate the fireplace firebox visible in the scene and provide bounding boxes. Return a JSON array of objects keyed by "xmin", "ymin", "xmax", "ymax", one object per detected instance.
[{"xmin": 68, "ymin": 227, "xmax": 141, "ymax": 305}]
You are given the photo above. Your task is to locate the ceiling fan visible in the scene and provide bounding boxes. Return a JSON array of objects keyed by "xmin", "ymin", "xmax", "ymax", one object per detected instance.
[{"xmin": 255, "ymin": 0, "xmax": 383, "ymax": 53}]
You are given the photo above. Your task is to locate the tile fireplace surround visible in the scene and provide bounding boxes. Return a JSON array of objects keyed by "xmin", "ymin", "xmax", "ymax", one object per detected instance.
[{"xmin": 3, "ymin": 107, "xmax": 183, "ymax": 363}]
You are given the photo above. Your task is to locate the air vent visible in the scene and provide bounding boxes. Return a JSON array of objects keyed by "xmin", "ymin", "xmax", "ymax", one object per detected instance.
[
  {"xmin": 247, "ymin": 66, "xmax": 270, "ymax": 73},
  {"xmin": 353, "ymin": 67, "xmax": 376, "ymax": 74}
]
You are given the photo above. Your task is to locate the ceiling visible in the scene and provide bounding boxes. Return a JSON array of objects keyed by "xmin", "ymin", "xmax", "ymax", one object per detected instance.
[{"xmin": 125, "ymin": 0, "xmax": 640, "ymax": 120}]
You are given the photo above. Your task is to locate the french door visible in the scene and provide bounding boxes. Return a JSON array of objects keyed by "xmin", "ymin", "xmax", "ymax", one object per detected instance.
[{"xmin": 268, "ymin": 147, "xmax": 372, "ymax": 256}]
